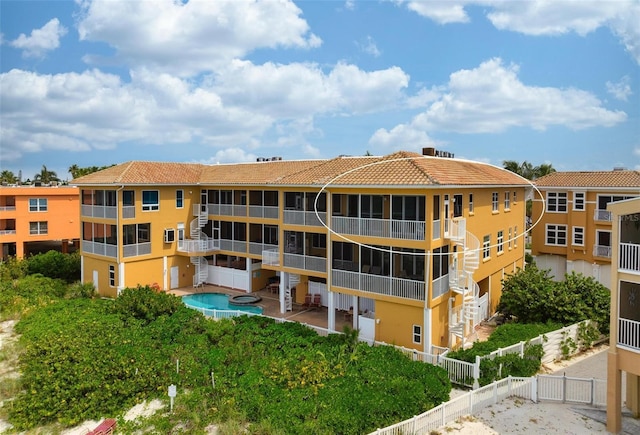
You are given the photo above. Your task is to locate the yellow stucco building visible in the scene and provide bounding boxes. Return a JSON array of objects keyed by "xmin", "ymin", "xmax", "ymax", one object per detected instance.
[
  {"xmin": 73, "ymin": 149, "xmax": 528, "ymax": 350},
  {"xmin": 607, "ymin": 197, "xmax": 640, "ymax": 433},
  {"xmin": 531, "ymin": 170, "xmax": 640, "ymax": 287}
]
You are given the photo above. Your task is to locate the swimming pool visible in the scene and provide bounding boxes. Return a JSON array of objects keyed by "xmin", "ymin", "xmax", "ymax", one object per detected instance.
[{"xmin": 182, "ymin": 292, "xmax": 264, "ymax": 315}]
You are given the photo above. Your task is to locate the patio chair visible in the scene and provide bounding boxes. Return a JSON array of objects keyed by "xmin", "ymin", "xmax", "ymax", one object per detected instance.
[
  {"xmin": 311, "ymin": 294, "xmax": 321, "ymax": 308},
  {"xmin": 303, "ymin": 293, "xmax": 312, "ymax": 308}
]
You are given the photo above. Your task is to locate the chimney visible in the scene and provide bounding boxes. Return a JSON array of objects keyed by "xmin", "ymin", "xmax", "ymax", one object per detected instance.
[{"xmin": 422, "ymin": 147, "xmax": 436, "ymax": 156}]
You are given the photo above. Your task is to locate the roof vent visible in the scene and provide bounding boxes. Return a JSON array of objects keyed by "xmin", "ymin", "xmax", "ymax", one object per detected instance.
[{"xmin": 613, "ymin": 167, "xmax": 626, "ymax": 171}]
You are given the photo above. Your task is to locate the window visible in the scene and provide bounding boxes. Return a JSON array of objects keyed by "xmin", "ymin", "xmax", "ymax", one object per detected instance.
[
  {"xmin": 504, "ymin": 192, "xmax": 510, "ymax": 210},
  {"xmin": 497, "ymin": 230, "xmax": 504, "ymax": 254},
  {"xmin": 109, "ymin": 265, "xmax": 115, "ymax": 287},
  {"xmin": 29, "ymin": 198, "xmax": 47, "ymax": 212},
  {"xmin": 469, "ymin": 194, "xmax": 474, "ymax": 213},
  {"xmin": 361, "ymin": 195, "xmax": 384, "ymax": 219},
  {"xmin": 29, "ymin": 221, "xmax": 48, "ymax": 235},
  {"xmin": 572, "ymin": 227, "xmax": 584, "ymax": 246},
  {"xmin": 546, "ymin": 224, "xmax": 567, "ymax": 246},
  {"xmin": 391, "ymin": 196, "xmax": 425, "ymax": 221},
  {"xmin": 123, "ymin": 223, "xmax": 151, "ymax": 244},
  {"xmin": 573, "ymin": 192, "xmax": 585, "ymax": 211},
  {"xmin": 508, "ymin": 228, "xmax": 512, "ymax": 249},
  {"xmin": 453, "ymin": 194, "xmax": 463, "ymax": 217},
  {"xmin": 433, "ymin": 195, "xmax": 440, "ymax": 220},
  {"xmin": 142, "ymin": 191, "xmax": 159, "ymax": 211},
  {"xmin": 483, "ymin": 235, "xmax": 491, "ymax": 259},
  {"xmin": 312, "ymin": 233, "xmax": 326, "ymax": 249},
  {"xmin": 514, "ymin": 226, "xmax": 518, "ymax": 247},
  {"xmin": 263, "ymin": 225, "xmax": 278, "ymax": 245},
  {"xmin": 546, "ymin": 192, "xmax": 568, "ymax": 212},
  {"xmin": 492, "ymin": 192, "xmax": 499, "ymax": 212},
  {"xmin": 513, "ymin": 191, "xmax": 517, "ymax": 203},
  {"xmin": 412, "ymin": 325, "xmax": 422, "ymax": 344},
  {"xmin": 176, "ymin": 190, "xmax": 184, "ymax": 209},
  {"xmin": 432, "ymin": 246, "xmax": 449, "ymax": 280},
  {"xmin": 123, "ymin": 190, "xmax": 135, "ymax": 206}
]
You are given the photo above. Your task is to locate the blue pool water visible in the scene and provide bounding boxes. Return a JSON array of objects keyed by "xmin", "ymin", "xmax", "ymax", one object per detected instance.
[{"xmin": 182, "ymin": 292, "xmax": 263, "ymax": 314}]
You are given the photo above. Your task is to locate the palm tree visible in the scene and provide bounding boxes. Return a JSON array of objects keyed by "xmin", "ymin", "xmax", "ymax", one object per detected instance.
[
  {"xmin": 503, "ymin": 160, "xmax": 554, "ymax": 180},
  {"xmin": 533, "ymin": 163, "xmax": 556, "ymax": 179},
  {"xmin": 68, "ymin": 164, "xmax": 80, "ymax": 179},
  {"xmin": 33, "ymin": 165, "xmax": 60, "ymax": 184},
  {"xmin": 0, "ymin": 170, "xmax": 18, "ymax": 184}
]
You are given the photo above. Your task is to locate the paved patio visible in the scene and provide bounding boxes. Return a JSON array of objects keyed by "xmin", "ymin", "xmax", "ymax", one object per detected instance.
[{"xmin": 170, "ymin": 284, "xmax": 353, "ymax": 332}]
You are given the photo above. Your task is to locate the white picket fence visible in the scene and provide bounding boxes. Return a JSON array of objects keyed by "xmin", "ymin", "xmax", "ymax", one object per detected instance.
[{"xmin": 369, "ymin": 374, "xmax": 606, "ymax": 435}]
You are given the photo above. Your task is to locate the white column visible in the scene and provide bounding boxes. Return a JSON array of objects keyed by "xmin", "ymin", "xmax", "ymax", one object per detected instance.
[
  {"xmin": 163, "ymin": 256, "xmax": 168, "ymax": 291},
  {"xmin": 424, "ymin": 307, "xmax": 432, "ymax": 352},
  {"xmin": 118, "ymin": 262, "xmax": 125, "ymax": 295},
  {"xmin": 80, "ymin": 255, "xmax": 84, "ymax": 283},
  {"xmin": 279, "ymin": 272, "xmax": 287, "ymax": 314},
  {"xmin": 328, "ymin": 290, "xmax": 336, "ymax": 332},
  {"xmin": 352, "ymin": 295, "xmax": 359, "ymax": 329}
]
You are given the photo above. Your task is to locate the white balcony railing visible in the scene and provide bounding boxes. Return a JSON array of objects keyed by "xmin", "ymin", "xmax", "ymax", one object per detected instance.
[
  {"xmin": 594, "ymin": 209, "xmax": 612, "ymax": 222},
  {"xmin": 123, "ymin": 242, "xmax": 151, "ymax": 258},
  {"xmin": 593, "ymin": 244, "xmax": 612, "ymax": 258},
  {"xmin": 249, "ymin": 241, "xmax": 278, "ymax": 255},
  {"xmin": 0, "ymin": 206, "xmax": 16, "ymax": 212},
  {"xmin": 433, "ymin": 274, "xmax": 450, "ymax": 299},
  {"xmin": 619, "ymin": 242, "xmax": 640, "ymax": 273},
  {"xmin": 331, "ymin": 269, "xmax": 425, "ymax": 301},
  {"xmin": 81, "ymin": 204, "xmax": 118, "ymax": 219},
  {"xmin": 432, "ymin": 219, "xmax": 441, "ymax": 240},
  {"xmin": 219, "ymin": 239, "xmax": 247, "ymax": 253},
  {"xmin": 331, "ymin": 216, "xmax": 425, "ymax": 240},
  {"xmin": 82, "ymin": 240, "xmax": 117, "ymax": 258},
  {"xmin": 122, "ymin": 206, "xmax": 135, "ymax": 219},
  {"xmin": 283, "ymin": 209, "xmax": 328, "ymax": 226},
  {"xmin": 0, "ymin": 230, "xmax": 17, "ymax": 235},
  {"xmin": 262, "ymin": 249, "xmax": 279, "ymax": 266},
  {"xmin": 177, "ymin": 239, "xmax": 220, "ymax": 254},
  {"xmin": 283, "ymin": 253, "xmax": 327, "ymax": 273},
  {"xmin": 618, "ymin": 318, "xmax": 640, "ymax": 350},
  {"xmin": 248, "ymin": 205, "xmax": 279, "ymax": 219}
]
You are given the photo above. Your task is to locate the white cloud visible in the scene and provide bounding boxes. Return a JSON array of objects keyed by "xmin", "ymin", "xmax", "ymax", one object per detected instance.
[
  {"xmin": 406, "ymin": 87, "xmax": 443, "ymax": 109},
  {"xmin": 371, "ymin": 58, "xmax": 627, "ymax": 145},
  {"xmin": 606, "ymin": 76, "xmax": 632, "ymax": 101},
  {"xmin": 369, "ymin": 123, "xmax": 436, "ymax": 152},
  {"xmin": 10, "ymin": 18, "xmax": 67, "ymax": 58},
  {"xmin": 402, "ymin": 1, "xmax": 640, "ymax": 64},
  {"xmin": 357, "ymin": 36, "xmax": 381, "ymax": 57},
  {"xmin": 77, "ymin": 0, "xmax": 321, "ymax": 76},
  {"xmin": 202, "ymin": 148, "xmax": 258, "ymax": 164},
  {"xmin": 406, "ymin": 1, "xmax": 470, "ymax": 24}
]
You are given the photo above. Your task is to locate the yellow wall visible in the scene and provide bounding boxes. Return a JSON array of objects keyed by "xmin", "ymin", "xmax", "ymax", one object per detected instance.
[
  {"xmin": 83, "ymin": 255, "xmax": 118, "ymax": 298},
  {"xmin": 376, "ymin": 300, "xmax": 425, "ymax": 350}
]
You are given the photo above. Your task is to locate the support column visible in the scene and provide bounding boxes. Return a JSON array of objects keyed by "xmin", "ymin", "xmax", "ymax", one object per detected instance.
[
  {"xmin": 607, "ymin": 350, "xmax": 621, "ymax": 433},
  {"xmin": 352, "ymin": 296, "xmax": 359, "ymax": 330},
  {"xmin": 424, "ymin": 307, "xmax": 432, "ymax": 353},
  {"xmin": 627, "ymin": 373, "xmax": 640, "ymax": 418},
  {"xmin": 327, "ymin": 290, "xmax": 336, "ymax": 332}
]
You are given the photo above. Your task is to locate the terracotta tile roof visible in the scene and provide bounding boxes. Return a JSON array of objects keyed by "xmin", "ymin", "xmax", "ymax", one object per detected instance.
[
  {"xmin": 534, "ymin": 170, "xmax": 640, "ymax": 189},
  {"xmin": 72, "ymin": 161, "xmax": 206, "ymax": 185},
  {"xmin": 72, "ymin": 152, "xmax": 529, "ymax": 187}
]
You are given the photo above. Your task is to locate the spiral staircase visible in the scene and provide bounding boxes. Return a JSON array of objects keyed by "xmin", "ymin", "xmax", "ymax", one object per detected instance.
[
  {"xmin": 447, "ymin": 219, "xmax": 481, "ymax": 347},
  {"xmin": 190, "ymin": 204, "xmax": 209, "ymax": 288}
]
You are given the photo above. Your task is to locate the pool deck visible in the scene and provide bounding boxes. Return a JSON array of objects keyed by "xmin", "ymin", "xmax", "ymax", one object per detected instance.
[{"xmin": 169, "ymin": 284, "xmax": 352, "ymax": 332}]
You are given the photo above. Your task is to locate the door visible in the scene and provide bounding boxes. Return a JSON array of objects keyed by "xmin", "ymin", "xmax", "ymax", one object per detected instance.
[
  {"xmin": 170, "ymin": 266, "xmax": 179, "ymax": 289},
  {"xmin": 443, "ymin": 194, "xmax": 450, "ymax": 236},
  {"xmin": 92, "ymin": 270, "xmax": 98, "ymax": 289}
]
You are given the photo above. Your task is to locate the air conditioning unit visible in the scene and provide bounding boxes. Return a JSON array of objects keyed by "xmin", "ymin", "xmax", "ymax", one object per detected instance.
[{"xmin": 164, "ymin": 228, "xmax": 175, "ymax": 243}]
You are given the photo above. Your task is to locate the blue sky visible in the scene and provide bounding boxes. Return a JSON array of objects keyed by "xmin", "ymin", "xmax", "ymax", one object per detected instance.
[{"xmin": 1, "ymin": 0, "xmax": 639, "ymax": 182}]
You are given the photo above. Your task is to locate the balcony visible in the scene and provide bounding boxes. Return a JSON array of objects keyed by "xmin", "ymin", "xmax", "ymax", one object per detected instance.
[
  {"xmin": 82, "ymin": 240, "xmax": 117, "ymax": 258},
  {"xmin": 592, "ymin": 244, "xmax": 611, "ymax": 259},
  {"xmin": 594, "ymin": 209, "xmax": 612, "ymax": 222},
  {"xmin": 262, "ymin": 249, "xmax": 279, "ymax": 266},
  {"xmin": 619, "ymin": 242, "xmax": 640, "ymax": 273},
  {"xmin": 123, "ymin": 242, "xmax": 151, "ymax": 258},
  {"xmin": 0, "ymin": 229, "xmax": 17, "ymax": 236},
  {"xmin": 122, "ymin": 206, "xmax": 135, "ymax": 219},
  {"xmin": 618, "ymin": 318, "xmax": 640, "ymax": 351},
  {"xmin": 206, "ymin": 204, "xmax": 247, "ymax": 217},
  {"xmin": 177, "ymin": 239, "xmax": 220, "ymax": 254},
  {"xmin": 332, "ymin": 269, "xmax": 425, "ymax": 301},
  {"xmin": 283, "ymin": 253, "xmax": 327, "ymax": 273},
  {"xmin": 82, "ymin": 204, "xmax": 117, "ymax": 219},
  {"xmin": 0, "ymin": 206, "xmax": 16, "ymax": 213},
  {"xmin": 249, "ymin": 241, "xmax": 278, "ymax": 256},
  {"xmin": 249, "ymin": 206, "xmax": 279, "ymax": 219},
  {"xmin": 283, "ymin": 210, "xmax": 327, "ymax": 227},
  {"xmin": 331, "ymin": 216, "xmax": 425, "ymax": 241},
  {"xmin": 219, "ymin": 239, "xmax": 247, "ymax": 253}
]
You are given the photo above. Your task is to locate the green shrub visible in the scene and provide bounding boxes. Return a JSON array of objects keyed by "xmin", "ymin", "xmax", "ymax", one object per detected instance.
[
  {"xmin": 0, "ymin": 274, "xmax": 67, "ymax": 319},
  {"xmin": 66, "ymin": 281, "xmax": 96, "ymax": 299},
  {"xmin": 26, "ymin": 251, "xmax": 81, "ymax": 282},
  {"xmin": 0, "ymin": 256, "xmax": 28, "ymax": 281},
  {"xmin": 111, "ymin": 285, "xmax": 183, "ymax": 325}
]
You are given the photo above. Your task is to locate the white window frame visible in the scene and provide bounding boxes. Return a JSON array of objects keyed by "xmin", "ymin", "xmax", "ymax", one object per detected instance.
[
  {"xmin": 497, "ymin": 230, "xmax": 504, "ymax": 254},
  {"xmin": 109, "ymin": 265, "xmax": 115, "ymax": 287},
  {"xmin": 176, "ymin": 189, "xmax": 184, "ymax": 209},
  {"xmin": 546, "ymin": 192, "xmax": 568, "ymax": 213},
  {"xmin": 483, "ymin": 235, "xmax": 491, "ymax": 259},
  {"xmin": 546, "ymin": 224, "xmax": 567, "ymax": 246},
  {"xmin": 492, "ymin": 192, "xmax": 499, "ymax": 212},
  {"xmin": 573, "ymin": 192, "xmax": 585, "ymax": 211},
  {"xmin": 29, "ymin": 198, "xmax": 48, "ymax": 212},
  {"xmin": 508, "ymin": 228, "xmax": 512, "ymax": 250},
  {"xmin": 142, "ymin": 190, "xmax": 159, "ymax": 211},
  {"xmin": 572, "ymin": 226, "xmax": 584, "ymax": 246},
  {"xmin": 312, "ymin": 233, "xmax": 326, "ymax": 249},
  {"xmin": 29, "ymin": 221, "xmax": 48, "ymax": 235},
  {"xmin": 504, "ymin": 192, "xmax": 510, "ymax": 210},
  {"xmin": 468, "ymin": 193, "xmax": 474, "ymax": 214},
  {"xmin": 514, "ymin": 226, "xmax": 518, "ymax": 247},
  {"xmin": 412, "ymin": 324, "xmax": 422, "ymax": 344}
]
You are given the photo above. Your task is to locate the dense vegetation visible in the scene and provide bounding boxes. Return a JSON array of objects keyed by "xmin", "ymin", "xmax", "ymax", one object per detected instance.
[
  {"xmin": 1, "ymin": 260, "xmax": 451, "ymax": 434},
  {"xmin": 497, "ymin": 266, "xmax": 610, "ymax": 332}
]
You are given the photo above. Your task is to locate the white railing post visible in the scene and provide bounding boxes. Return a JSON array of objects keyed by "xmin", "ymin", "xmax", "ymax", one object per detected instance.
[
  {"xmin": 531, "ymin": 376, "xmax": 538, "ymax": 403},
  {"xmin": 473, "ymin": 355, "xmax": 480, "ymax": 389}
]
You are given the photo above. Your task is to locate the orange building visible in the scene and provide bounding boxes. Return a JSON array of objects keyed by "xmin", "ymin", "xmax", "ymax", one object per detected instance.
[
  {"xmin": 72, "ymin": 150, "xmax": 528, "ymax": 350},
  {"xmin": 0, "ymin": 184, "xmax": 80, "ymax": 260},
  {"xmin": 607, "ymin": 197, "xmax": 640, "ymax": 433},
  {"xmin": 531, "ymin": 170, "xmax": 640, "ymax": 287}
]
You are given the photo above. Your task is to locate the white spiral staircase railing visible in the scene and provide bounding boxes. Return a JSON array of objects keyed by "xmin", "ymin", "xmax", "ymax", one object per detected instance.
[
  {"xmin": 447, "ymin": 219, "xmax": 481, "ymax": 346},
  {"xmin": 190, "ymin": 204, "xmax": 209, "ymax": 287}
]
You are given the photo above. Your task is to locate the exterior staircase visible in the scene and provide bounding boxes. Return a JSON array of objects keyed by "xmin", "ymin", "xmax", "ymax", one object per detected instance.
[
  {"xmin": 190, "ymin": 204, "xmax": 209, "ymax": 288},
  {"xmin": 191, "ymin": 256, "xmax": 208, "ymax": 288},
  {"xmin": 447, "ymin": 219, "xmax": 481, "ymax": 347},
  {"xmin": 285, "ymin": 274, "xmax": 300, "ymax": 312}
]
